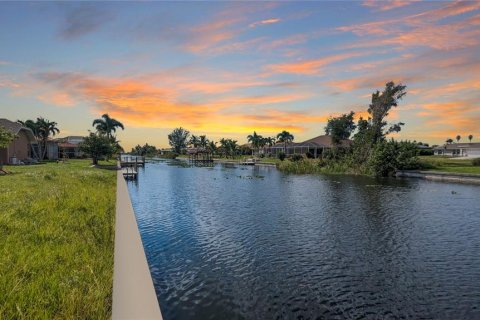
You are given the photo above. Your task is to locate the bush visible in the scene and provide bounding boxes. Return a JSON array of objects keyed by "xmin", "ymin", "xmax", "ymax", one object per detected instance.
[
  {"xmin": 278, "ymin": 158, "xmax": 321, "ymax": 174},
  {"xmin": 305, "ymin": 151, "xmax": 314, "ymax": 159},
  {"xmin": 290, "ymin": 154, "xmax": 304, "ymax": 162},
  {"xmin": 368, "ymin": 140, "xmax": 420, "ymax": 176},
  {"xmin": 472, "ymin": 158, "xmax": 480, "ymax": 166},
  {"xmin": 278, "ymin": 152, "xmax": 286, "ymax": 161},
  {"xmin": 418, "ymin": 148, "xmax": 434, "ymax": 156},
  {"xmin": 159, "ymin": 152, "xmax": 178, "ymax": 159}
]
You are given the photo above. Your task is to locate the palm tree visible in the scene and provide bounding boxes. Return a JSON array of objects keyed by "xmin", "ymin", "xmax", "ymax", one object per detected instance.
[
  {"xmin": 468, "ymin": 134, "xmax": 473, "ymax": 143},
  {"xmin": 18, "ymin": 119, "xmax": 40, "ymax": 137},
  {"xmin": 18, "ymin": 119, "xmax": 42, "ymax": 159},
  {"xmin": 258, "ymin": 137, "xmax": 267, "ymax": 155},
  {"xmin": 207, "ymin": 141, "xmax": 217, "ymax": 154},
  {"xmin": 219, "ymin": 138, "xmax": 238, "ymax": 158},
  {"xmin": 189, "ymin": 135, "xmax": 199, "ymax": 147},
  {"xmin": 264, "ymin": 137, "xmax": 275, "ymax": 147},
  {"xmin": 456, "ymin": 135, "xmax": 461, "ymax": 143},
  {"xmin": 37, "ymin": 117, "xmax": 60, "ymax": 159},
  {"xmin": 247, "ymin": 131, "xmax": 263, "ymax": 156},
  {"xmin": 276, "ymin": 130, "xmax": 294, "ymax": 154},
  {"xmin": 446, "ymin": 138, "xmax": 453, "ymax": 144},
  {"xmin": 219, "ymin": 138, "xmax": 228, "ymax": 158},
  {"xmin": 227, "ymin": 139, "xmax": 238, "ymax": 158},
  {"xmin": 92, "ymin": 114, "xmax": 124, "ymax": 139},
  {"xmin": 199, "ymin": 135, "xmax": 209, "ymax": 148}
]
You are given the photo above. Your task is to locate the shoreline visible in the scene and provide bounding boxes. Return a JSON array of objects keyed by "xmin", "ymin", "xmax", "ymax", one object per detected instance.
[
  {"xmin": 396, "ymin": 170, "xmax": 480, "ymax": 185},
  {"xmin": 151, "ymin": 157, "xmax": 480, "ymax": 185}
]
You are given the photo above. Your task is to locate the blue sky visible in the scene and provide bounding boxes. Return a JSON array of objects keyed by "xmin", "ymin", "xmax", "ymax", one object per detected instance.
[{"xmin": 1, "ymin": 1, "xmax": 479, "ymax": 149}]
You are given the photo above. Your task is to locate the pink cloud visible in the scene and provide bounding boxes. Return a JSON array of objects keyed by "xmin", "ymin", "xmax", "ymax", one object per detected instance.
[
  {"xmin": 249, "ymin": 18, "xmax": 281, "ymax": 28},
  {"xmin": 266, "ymin": 51, "xmax": 367, "ymax": 75},
  {"xmin": 362, "ymin": 0, "xmax": 419, "ymax": 11}
]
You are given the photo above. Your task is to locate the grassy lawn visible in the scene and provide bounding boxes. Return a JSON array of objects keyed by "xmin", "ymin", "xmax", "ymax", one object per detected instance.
[
  {"xmin": 0, "ymin": 160, "xmax": 115, "ymax": 319},
  {"xmin": 419, "ymin": 156, "xmax": 480, "ymax": 174}
]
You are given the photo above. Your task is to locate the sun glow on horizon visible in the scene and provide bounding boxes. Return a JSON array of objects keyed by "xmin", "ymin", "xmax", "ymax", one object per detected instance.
[{"xmin": 0, "ymin": 1, "xmax": 479, "ymax": 149}]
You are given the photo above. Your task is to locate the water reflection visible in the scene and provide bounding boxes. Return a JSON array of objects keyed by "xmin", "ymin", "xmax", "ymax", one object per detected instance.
[{"xmin": 128, "ymin": 161, "xmax": 480, "ymax": 319}]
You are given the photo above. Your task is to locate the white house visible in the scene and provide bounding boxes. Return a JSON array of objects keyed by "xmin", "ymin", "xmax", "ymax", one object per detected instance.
[{"xmin": 433, "ymin": 142, "xmax": 480, "ymax": 158}]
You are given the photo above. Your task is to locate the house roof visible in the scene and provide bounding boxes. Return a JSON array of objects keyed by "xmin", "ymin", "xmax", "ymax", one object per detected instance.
[
  {"xmin": 434, "ymin": 142, "xmax": 480, "ymax": 150},
  {"xmin": 269, "ymin": 135, "xmax": 352, "ymax": 148},
  {"xmin": 300, "ymin": 135, "xmax": 352, "ymax": 148},
  {"xmin": 0, "ymin": 118, "xmax": 36, "ymax": 142},
  {"xmin": 58, "ymin": 142, "xmax": 78, "ymax": 148}
]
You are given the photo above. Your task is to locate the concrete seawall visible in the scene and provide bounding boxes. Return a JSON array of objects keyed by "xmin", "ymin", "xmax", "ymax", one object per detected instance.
[
  {"xmin": 396, "ymin": 170, "xmax": 480, "ymax": 184},
  {"xmin": 113, "ymin": 170, "xmax": 163, "ymax": 319}
]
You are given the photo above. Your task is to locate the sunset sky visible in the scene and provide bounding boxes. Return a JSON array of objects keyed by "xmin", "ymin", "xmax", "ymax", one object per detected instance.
[{"xmin": 0, "ymin": 1, "xmax": 479, "ymax": 149}]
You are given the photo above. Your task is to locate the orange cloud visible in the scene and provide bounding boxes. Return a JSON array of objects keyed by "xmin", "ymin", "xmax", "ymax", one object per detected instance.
[
  {"xmin": 267, "ymin": 52, "xmax": 367, "ymax": 75},
  {"xmin": 33, "ymin": 72, "xmax": 323, "ymax": 135},
  {"xmin": 217, "ymin": 93, "xmax": 310, "ymax": 106},
  {"xmin": 37, "ymin": 92, "xmax": 76, "ymax": 107},
  {"xmin": 414, "ymin": 100, "xmax": 480, "ymax": 140},
  {"xmin": 362, "ymin": 0, "xmax": 418, "ymax": 11}
]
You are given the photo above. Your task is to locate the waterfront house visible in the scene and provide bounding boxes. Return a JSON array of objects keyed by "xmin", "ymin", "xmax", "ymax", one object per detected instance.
[
  {"xmin": 0, "ymin": 118, "xmax": 37, "ymax": 164},
  {"xmin": 264, "ymin": 135, "xmax": 352, "ymax": 158},
  {"xmin": 433, "ymin": 143, "xmax": 480, "ymax": 158},
  {"xmin": 47, "ymin": 136, "xmax": 85, "ymax": 160}
]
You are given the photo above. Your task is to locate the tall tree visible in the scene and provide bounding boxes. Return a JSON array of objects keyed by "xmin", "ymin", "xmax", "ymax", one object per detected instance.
[
  {"xmin": 219, "ymin": 138, "xmax": 238, "ymax": 158},
  {"xmin": 276, "ymin": 130, "xmax": 294, "ymax": 153},
  {"xmin": 37, "ymin": 117, "xmax": 60, "ymax": 160},
  {"xmin": 264, "ymin": 137, "xmax": 276, "ymax": 147},
  {"xmin": 325, "ymin": 111, "xmax": 356, "ymax": 145},
  {"xmin": 199, "ymin": 135, "xmax": 209, "ymax": 148},
  {"xmin": 367, "ymin": 81, "xmax": 407, "ymax": 144},
  {"xmin": 207, "ymin": 141, "xmax": 217, "ymax": 154},
  {"xmin": 80, "ymin": 133, "xmax": 114, "ymax": 165},
  {"xmin": 189, "ymin": 135, "xmax": 199, "ymax": 148},
  {"xmin": 247, "ymin": 131, "xmax": 263, "ymax": 155},
  {"xmin": 168, "ymin": 127, "xmax": 190, "ymax": 154},
  {"xmin": 17, "ymin": 120, "xmax": 39, "ymax": 137},
  {"xmin": 92, "ymin": 114, "xmax": 124, "ymax": 139},
  {"xmin": 456, "ymin": 135, "xmax": 461, "ymax": 143},
  {"xmin": 468, "ymin": 134, "xmax": 473, "ymax": 143}
]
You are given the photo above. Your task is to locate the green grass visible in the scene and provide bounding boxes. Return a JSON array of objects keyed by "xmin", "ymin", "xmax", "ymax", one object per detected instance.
[
  {"xmin": 419, "ymin": 156, "xmax": 480, "ymax": 174},
  {"xmin": 0, "ymin": 160, "xmax": 115, "ymax": 319}
]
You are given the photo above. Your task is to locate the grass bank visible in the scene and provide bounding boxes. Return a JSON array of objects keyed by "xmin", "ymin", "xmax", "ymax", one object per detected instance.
[
  {"xmin": 0, "ymin": 160, "xmax": 115, "ymax": 319},
  {"xmin": 277, "ymin": 158, "xmax": 363, "ymax": 175},
  {"xmin": 419, "ymin": 156, "xmax": 480, "ymax": 174}
]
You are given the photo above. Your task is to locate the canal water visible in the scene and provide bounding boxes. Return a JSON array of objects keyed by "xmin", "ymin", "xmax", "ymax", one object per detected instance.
[{"xmin": 127, "ymin": 160, "xmax": 480, "ymax": 319}]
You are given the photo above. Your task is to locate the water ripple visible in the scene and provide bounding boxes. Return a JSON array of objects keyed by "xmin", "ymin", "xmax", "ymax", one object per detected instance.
[{"xmin": 128, "ymin": 162, "xmax": 480, "ymax": 320}]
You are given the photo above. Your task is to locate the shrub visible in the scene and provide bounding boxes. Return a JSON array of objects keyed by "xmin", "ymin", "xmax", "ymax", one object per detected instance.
[
  {"xmin": 418, "ymin": 148, "xmax": 434, "ymax": 156},
  {"xmin": 278, "ymin": 158, "xmax": 321, "ymax": 174},
  {"xmin": 159, "ymin": 152, "xmax": 178, "ymax": 159},
  {"xmin": 278, "ymin": 152, "xmax": 286, "ymax": 161},
  {"xmin": 472, "ymin": 158, "xmax": 480, "ymax": 166},
  {"xmin": 290, "ymin": 154, "xmax": 304, "ymax": 162},
  {"xmin": 368, "ymin": 140, "xmax": 420, "ymax": 176},
  {"xmin": 305, "ymin": 151, "xmax": 314, "ymax": 159}
]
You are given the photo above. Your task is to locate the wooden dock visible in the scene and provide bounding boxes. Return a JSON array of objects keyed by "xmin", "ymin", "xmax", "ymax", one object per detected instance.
[
  {"xmin": 122, "ymin": 167, "xmax": 138, "ymax": 180},
  {"xmin": 187, "ymin": 148, "xmax": 214, "ymax": 166},
  {"xmin": 241, "ymin": 158, "xmax": 258, "ymax": 165},
  {"xmin": 120, "ymin": 155, "xmax": 145, "ymax": 168}
]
